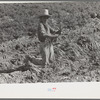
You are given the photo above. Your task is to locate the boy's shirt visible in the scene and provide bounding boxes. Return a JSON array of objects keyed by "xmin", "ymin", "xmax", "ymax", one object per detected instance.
[{"xmin": 38, "ymin": 22, "xmax": 56, "ymax": 42}]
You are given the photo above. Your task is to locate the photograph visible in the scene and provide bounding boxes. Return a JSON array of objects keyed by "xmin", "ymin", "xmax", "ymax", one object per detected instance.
[{"xmin": 0, "ymin": 1, "xmax": 100, "ymax": 84}]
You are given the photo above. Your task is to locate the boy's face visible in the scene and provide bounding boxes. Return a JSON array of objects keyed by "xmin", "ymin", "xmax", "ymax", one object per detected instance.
[{"xmin": 40, "ymin": 16, "xmax": 49, "ymax": 22}]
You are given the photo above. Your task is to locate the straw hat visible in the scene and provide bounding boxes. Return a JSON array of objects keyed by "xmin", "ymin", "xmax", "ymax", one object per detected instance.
[{"xmin": 39, "ymin": 9, "xmax": 51, "ymax": 18}]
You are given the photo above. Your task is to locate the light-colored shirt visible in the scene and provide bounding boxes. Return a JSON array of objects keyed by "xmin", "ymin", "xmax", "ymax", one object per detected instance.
[{"xmin": 38, "ymin": 22, "xmax": 56, "ymax": 42}]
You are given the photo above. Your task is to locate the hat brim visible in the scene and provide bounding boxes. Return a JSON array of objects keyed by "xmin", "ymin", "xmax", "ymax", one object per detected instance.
[{"xmin": 39, "ymin": 15, "xmax": 51, "ymax": 18}]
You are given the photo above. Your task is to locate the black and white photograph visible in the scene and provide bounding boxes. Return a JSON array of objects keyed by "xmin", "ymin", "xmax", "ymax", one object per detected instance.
[{"xmin": 0, "ymin": 1, "xmax": 100, "ymax": 83}]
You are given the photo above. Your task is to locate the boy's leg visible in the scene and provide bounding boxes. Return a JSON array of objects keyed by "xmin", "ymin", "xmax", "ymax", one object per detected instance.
[
  {"xmin": 40, "ymin": 43, "xmax": 46, "ymax": 65},
  {"xmin": 49, "ymin": 44, "xmax": 55, "ymax": 63},
  {"xmin": 44, "ymin": 45, "xmax": 50, "ymax": 65}
]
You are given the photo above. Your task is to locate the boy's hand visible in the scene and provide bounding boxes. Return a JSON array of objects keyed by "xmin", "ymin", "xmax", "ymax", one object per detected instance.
[
  {"xmin": 48, "ymin": 34, "xmax": 58, "ymax": 38},
  {"xmin": 52, "ymin": 34, "xmax": 58, "ymax": 38},
  {"xmin": 56, "ymin": 30, "xmax": 61, "ymax": 35}
]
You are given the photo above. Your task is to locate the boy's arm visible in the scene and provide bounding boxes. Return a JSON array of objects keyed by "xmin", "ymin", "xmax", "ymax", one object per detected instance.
[
  {"xmin": 49, "ymin": 25, "xmax": 57, "ymax": 34},
  {"xmin": 49, "ymin": 25, "xmax": 61, "ymax": 35},
  {"xmin": 40, "ymin": 24, "xmax": 58, "ymax": 38}
]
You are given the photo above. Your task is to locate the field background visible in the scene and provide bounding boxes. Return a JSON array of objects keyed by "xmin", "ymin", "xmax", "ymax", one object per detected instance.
[{"xmin": 0, "ymin": 2, "xmax": 100, "ymax": 83}]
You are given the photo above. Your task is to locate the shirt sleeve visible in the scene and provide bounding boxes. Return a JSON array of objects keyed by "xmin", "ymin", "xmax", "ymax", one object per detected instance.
[{"xmin": 39, "ymin": 23, "xmax": 47, "ymax": 36}]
